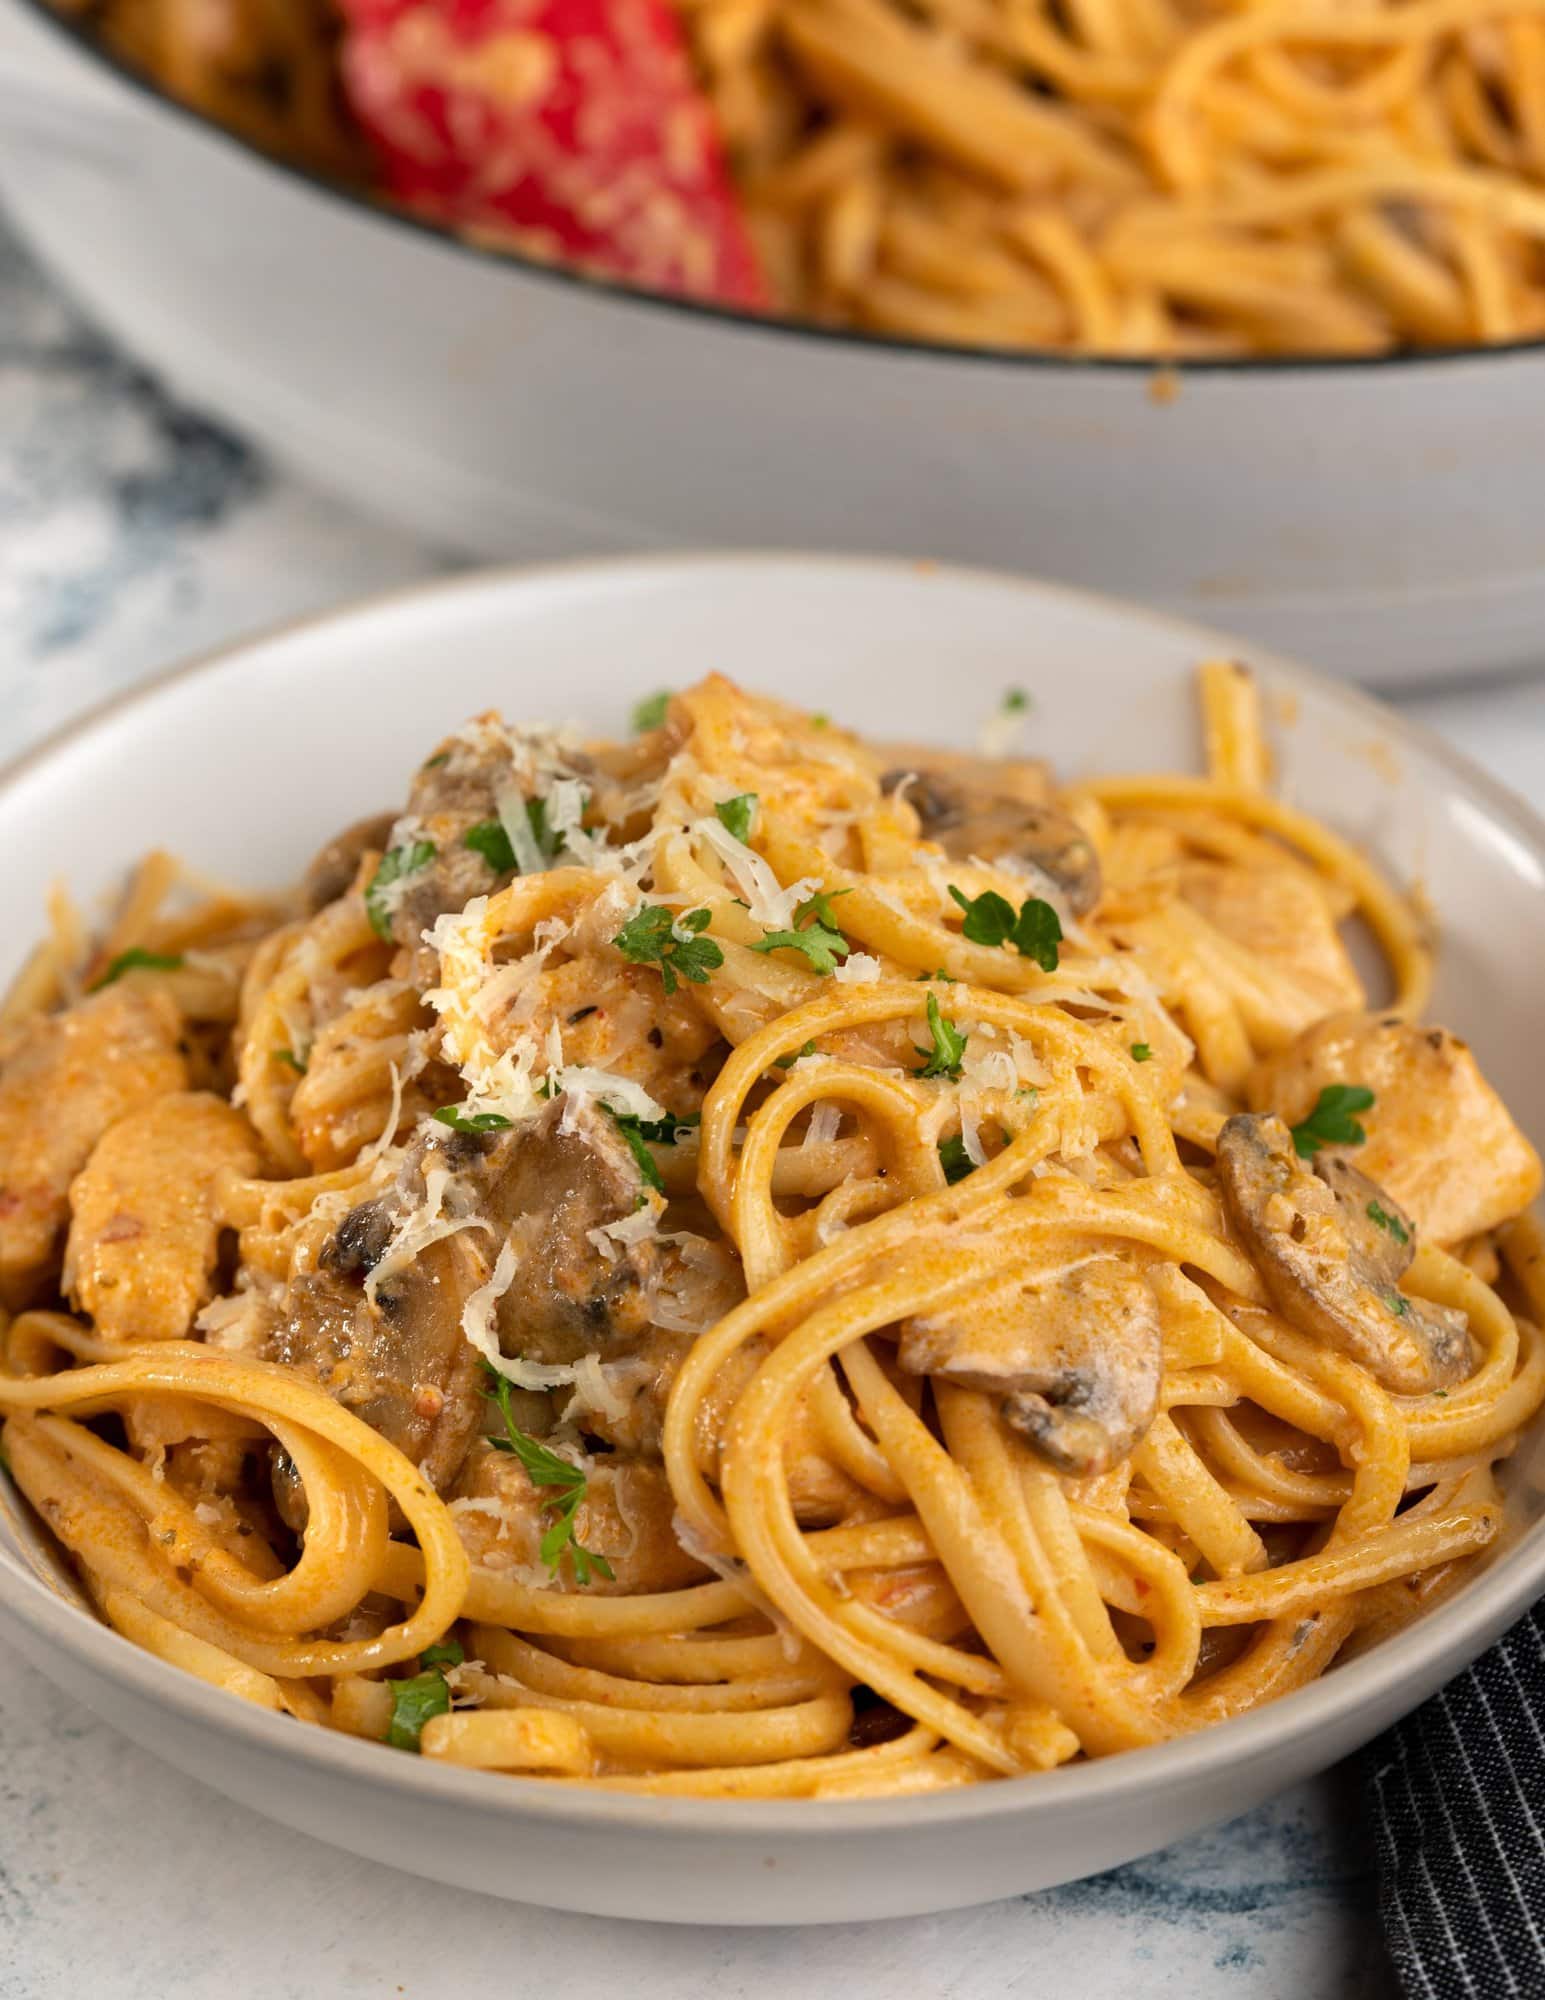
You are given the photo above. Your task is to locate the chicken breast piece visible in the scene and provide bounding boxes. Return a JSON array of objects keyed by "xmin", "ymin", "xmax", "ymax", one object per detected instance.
[
  {"xmin": 1251, "ymin": 1012, "xmax": 1541, "ymax": 1247},
  {"xmin": 450, "ymin": 1442, "xmax": 708, "ymax": 1596},
  {"xmin": 64, "ymin": 1092, "xmax": 261, "ymax": 1341},
  {"xmin": 1181, "ymin": 861, "xmax": 1365, "ymax": 1025},
  {"xmin": 0, "ymin": 986, "xmax": 189, "ymax": 1307}
]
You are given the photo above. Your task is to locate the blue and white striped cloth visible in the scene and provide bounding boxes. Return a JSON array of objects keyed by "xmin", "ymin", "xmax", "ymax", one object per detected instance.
[{"xmin": 1364, "ymin": 1600, "xmax": 1545, "ymax": 1999}]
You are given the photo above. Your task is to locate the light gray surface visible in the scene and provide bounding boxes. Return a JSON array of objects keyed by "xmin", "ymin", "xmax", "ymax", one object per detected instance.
[{"xmin": 2, "ymin": 200, "xmax": 1540, "ymax": 1998}]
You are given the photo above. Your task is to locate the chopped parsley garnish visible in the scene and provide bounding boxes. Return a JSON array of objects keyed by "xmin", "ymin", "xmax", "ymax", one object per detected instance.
[
  {"xmin": 752, "ymin": 889, "xmax": 852, "ymax": 977},
  {"xmin": 914, "ymin": 991, "xmax": 967, "ymax": 1080},
  {"xmin": 420, "ymin": 1639, "xmax": 464, "ymax": 1670},
  {"xmin": 715, "ymin": 793, "xmax": 759, "ymax": 844},
  {"xmin": 938, "ymin": 1134, "xmax": 975, "ymax": 1184},
  {"xmin": 526, "ymin": 796, "xmax": 561, "ymax": 861},
  {"xmin": 365, "ymin": 840, "xmax": 436, "ymax": 940},
  {"xmin": 385, "ymin": 1668, "xmax": 452, "ymax": 1751},
  {"xmin": 274, "ymin": 1045, "xmax": 309, "ymax": 1075},
  {"xmin": 1002, "ymin": 687, "xmax": 1031, "ymax": 713},
  {"xmin": 605, "ymin": 1108, "xmax": 699, "ymax": 1192},
  {"xmin": 607, "ymin": 1111, "xmax": 666, "ymax": 1194},
  {"xmin": 1130, "ymin": 1043, "xmax": 1153, "ymax": 1063},
  {"xmin": 916, "ymin": 968, "xmax": 956, "ymax": 983},
  {"xmin": 632, "ymin": 690, "xmax": 670, "ymax": 733},
  {"xmin": 464, "ymin": 798, "xmax": 562, "ymax": 874},
  {"xmin": 91, "ymin": 947, "xmax": 185, "ymax": 991},
  {"xmin": 433, "ymin": 1105, "xmax": 513, "ymax": 1134},
  {"xmin": 1386, "ymin": 1291, "xmax": 1411, "ymax": 1319},
  {"xmin": 422, "ymin": 751, "xmax": 450, "ymax": 770},
  {"xmin": 1290, "ymin": 1084, "xmax": 1375, "ymax": 1158},
  {"xmin": 1367, "ymin": 1199, "xmax": 1410, "ymax": 1245},
  {"xmin": 612, "ymin": 904, "xmax": 723, "ymax": 996},
  {"xmin": 463, "ymin": 818, "xmax": 516, "ymax": 873},
  {"xmin": 775, "ymin": 1040, "xmax": 818, "ymax": 1070},
  {"xmin": 947, "ymin": 885, "xmax": 1062, "ymax": 972},
  {"xmin": 631, "ymin": 1111, "xmax": 700, "ymax": 1144},
  {"xmin": 810, "ymin": 712, "xmax": 830, "ymax": 730},
  {"xmin": 484, "ymin": 1369, "xmax": 615, "ymax": 1585}
]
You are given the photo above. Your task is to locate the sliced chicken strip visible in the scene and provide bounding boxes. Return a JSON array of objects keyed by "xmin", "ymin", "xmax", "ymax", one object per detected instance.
[{"xmin": 0, "ymin": 985, "xmax": 189, "ymax": 1308}]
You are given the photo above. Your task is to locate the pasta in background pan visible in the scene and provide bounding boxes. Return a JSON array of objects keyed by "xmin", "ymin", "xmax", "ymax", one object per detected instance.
[
  {"xmin": 1, "ymin": 662, "xmax": 1542, "ymax": 1797},
  {"xmin": 43, "ymin": 0, "xmax": 1545, "ymax": 354}
]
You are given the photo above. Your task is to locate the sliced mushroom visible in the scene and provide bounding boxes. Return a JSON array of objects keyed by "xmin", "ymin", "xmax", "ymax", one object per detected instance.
[
  {"xmin": 877, "ymin": 748, "xmax": 1101, "ymax": 917},
  {"xmin": 1216, "ymin": 1112, "xmax": 1472, "ymax": 1395},
  {"xmin": 302, "ymin": 811, "xmax": 397, "ymax": 913},
  {"xmin": 897, "ymin": 1254, "xmax": 1162, "ymax": 1476},
  {"xmin": 262, "ymin": 1096, "xmax": 659, "ymax": 1491}
]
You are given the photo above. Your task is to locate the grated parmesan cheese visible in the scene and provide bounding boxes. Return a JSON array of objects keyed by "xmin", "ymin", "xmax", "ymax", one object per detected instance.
[
  {"xmin": 834, "ymin": 952, "xmax": 882, "ymax": 985},
  {"xmin": 693, "ymin": 815, "xmax": 816, "ymax": 930}
]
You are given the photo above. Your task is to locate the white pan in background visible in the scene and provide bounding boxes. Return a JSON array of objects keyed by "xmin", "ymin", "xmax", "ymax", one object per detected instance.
[
  {"xmin": 2, "ymin": 0, "xmax": 1545, "ymax": 690},
  {"xmin": 1, "ymin": 553, "xmax": 1545, "ymax": 1923}
]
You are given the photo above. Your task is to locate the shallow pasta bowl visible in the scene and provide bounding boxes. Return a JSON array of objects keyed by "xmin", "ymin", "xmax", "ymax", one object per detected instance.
[{"xmin": 1, "ymin": 553, "xmax": 1544, "ymax": 1925}]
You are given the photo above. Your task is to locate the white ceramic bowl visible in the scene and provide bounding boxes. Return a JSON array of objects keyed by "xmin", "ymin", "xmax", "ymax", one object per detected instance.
[
  {"xmin": 4, "ymin": 0, "xmax": 1545, "ymax": 689},
  {"xmin": 2, "ymin": 554, "xmax": 1544, "ymax": 1925}
]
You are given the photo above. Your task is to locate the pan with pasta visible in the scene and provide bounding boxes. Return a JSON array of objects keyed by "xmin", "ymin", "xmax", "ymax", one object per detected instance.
[
  {"xmin": 38, "ymin": 0, "xmax": 1545, "ymax": 356},
  {"xmin": 2, "ymin": 659, "xmax": 1542, "ymax": 1801}
]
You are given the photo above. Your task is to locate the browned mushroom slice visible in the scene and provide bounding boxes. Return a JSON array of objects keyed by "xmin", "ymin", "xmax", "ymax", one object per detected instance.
[
  {"xmin": 877, "ymin": 748, "xmax": 1101, "ymax": 917},
  {"xmin": 897, "ymin": 1255, "xmax": 1162, "ymax": 1476},
  {"xmin": 262, "ymin": 1096, "xmax": 659, "ymax": 1492},
  {"xmin": 1216, "ymin": 1112, "xmax": 1472, "ymax": 1395},
  {"xmin": 268, "ymin": 1229, "xmax": 491, "ymax": 1495},
  {"xmin": 303, "ymin": 811, "xmax": 397, "ymax": 912}
]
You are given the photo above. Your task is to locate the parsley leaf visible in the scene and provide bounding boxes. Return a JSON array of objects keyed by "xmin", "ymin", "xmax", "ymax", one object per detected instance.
[
  {"xmin": 914, "ymin": 991, "xmax": 967, "ymax": 1079},
  {"xmin": 938, "ymin": 1134, "xmax": 975, "ymax": 1184},
  {"xmin": 422, "ymin": 751, "xmax": 450, "ymax": 770},
  {"xmin": 463, "ymin": 818, "xmax": 516, "ymax": 873},
  {"xmin": 91, "ymin": 947, "xmax": 185, "ymax": 991},
  {"xmin": 606, "ymin": 1111, "xmax": 667, "ymax": 1194},
  {"xmin": 385, "ymin": 1668, "xmax": 452, "ymax": 1751},
  {"xmin": 365, "ymin": 840, "xmax": 436, "ymax": 941},
  {"xmin": 752, "ymin": 888, "xmax": 852, "ymax": 977},
  {"xmin": 1386, "ymin": 1291, "xmax": 1411, "ymax": 1319},
  {"xmin": 631, "ymin": 1111, "xmax": 700, "ymax": 1144},
  {"xmin": 420, "ymin": 1639, "xmax": 464, "ymax": 1669},
  {"xmin": 612, "ymin": 905, "xmax": 723, "ymax": 997},
  {"xmin": 484, "ymin": 1370, "xmax": 616, "ymax": 1585},
  {"xmin": 1130, "ymin": 1043, "xmax": 1152, "ymax": 1063},
  {"xmin": 1009, "ymin": 899, "xmax": 1063, "ymax": 973},
  {"xmin": 1290, "ymin": 1084, "xmax": 1375, "ymax": 1158},
  {"xmin": 775, "ymin": 1040, "xmax": 818, "ymax": 1069},
  {"xmin": 948, "ymin": 885, "xmax": 1017, "ymax": 949},
  {"xmin": 433, "ymin": 1105, "xmax": 513, "ymax": 1134},
  {"xmin": 715, "ymin": 793, "xmax": 759, "ymax": 844},
  {"xmin": 274, "ymin": 1045, "xmax": 310, "ymax": 1075},
  {"xmin": 1366, "ymin": 1199, "xmax": 1410, "ymax": 1246},
  {"xmin": 947, "ymin": 885, "xmax": 1062, "ymax": 971},
  {"xmin": 1002, "ymin": 687, "xmax": 1031, "ymax": 713},
  {"xmin": 632, "ymin": 691, "xmax": 670, "ymax": 733},
  {"xmin": 810, "ymin": 712, "xmax": 830, "ymax": 730},
  {"xmin": 916, "ymin": 967, "xmax": 956, "ymax": 983}
]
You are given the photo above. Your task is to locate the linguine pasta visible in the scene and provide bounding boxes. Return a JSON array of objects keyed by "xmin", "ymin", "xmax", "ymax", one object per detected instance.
[
  {"xmin": 2, "ymin": 664, "xmax": 1542, "ymax": 1798},
  {"xmin": 46, "ymin": 0, "xmax": 1545, "ymax": 354}
]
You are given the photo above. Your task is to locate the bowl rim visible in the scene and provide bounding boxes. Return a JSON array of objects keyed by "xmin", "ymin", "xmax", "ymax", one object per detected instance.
[
  {"xmin": 14, "ymin": 0, "xmax": 1545, "ymax": 384},
  {"xmin": 3, "ymin": 546, "xmax": 1545, "ymax": 1840}
]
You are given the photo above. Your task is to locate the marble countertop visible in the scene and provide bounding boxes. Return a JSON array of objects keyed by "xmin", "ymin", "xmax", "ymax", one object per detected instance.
[{"xmin": 3, "ymin": 205, "xmax": 1542, "ymax": 2000}]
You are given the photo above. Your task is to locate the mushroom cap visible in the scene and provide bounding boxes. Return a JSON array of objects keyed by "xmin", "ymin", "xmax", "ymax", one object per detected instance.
[{"xmin": 1216, "ymin": 1112, "xmax": 1472, "ymax": 1396}]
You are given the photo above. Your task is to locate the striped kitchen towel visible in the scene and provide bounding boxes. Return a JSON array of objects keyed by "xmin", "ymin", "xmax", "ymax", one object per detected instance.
[{"xmin": 1363, "ymin": 1598, "xmax": 1545, "ymax": 2000}]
